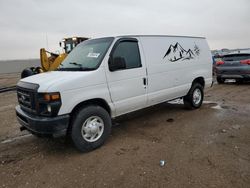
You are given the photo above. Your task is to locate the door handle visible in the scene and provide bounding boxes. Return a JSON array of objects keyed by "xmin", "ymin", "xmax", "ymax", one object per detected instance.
[{"xmin": 143, "ymin": 77, "xmax": 147, "ymax": 86}]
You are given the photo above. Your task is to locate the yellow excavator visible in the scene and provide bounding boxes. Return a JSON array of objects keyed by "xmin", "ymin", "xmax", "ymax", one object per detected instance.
[{"xmin": 21, "ymin": 37, "xmax": 89, "ymax": 78}]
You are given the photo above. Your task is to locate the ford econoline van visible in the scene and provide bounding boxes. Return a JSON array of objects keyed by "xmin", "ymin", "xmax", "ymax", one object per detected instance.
[{"xmin": 16, "ymin": 35, "xmax": 213, "ymax": 151}]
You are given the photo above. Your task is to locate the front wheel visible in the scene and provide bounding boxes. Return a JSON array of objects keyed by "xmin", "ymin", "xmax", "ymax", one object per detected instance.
[
  {"xmin": 183, "ymin": 83, "xmax": 204, "ymax": 109},
  {"xmin": 70, "ymin": 105, "xmax": 111, "ymax": 152}
]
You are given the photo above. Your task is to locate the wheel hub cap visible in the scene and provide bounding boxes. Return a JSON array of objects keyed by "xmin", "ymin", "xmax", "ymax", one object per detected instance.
[
  {"xmin": 193, "ymin": 88, "xmax": 202, "ymax": 105},
  {"xmin": 81, "ymin": 116, "xmax": 104, "ymax": 142}
]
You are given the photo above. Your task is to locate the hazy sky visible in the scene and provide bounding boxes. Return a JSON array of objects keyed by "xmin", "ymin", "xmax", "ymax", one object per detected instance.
[{"xmin": 0, "ymin": 0, "xmax": 249, "ymax": 60}]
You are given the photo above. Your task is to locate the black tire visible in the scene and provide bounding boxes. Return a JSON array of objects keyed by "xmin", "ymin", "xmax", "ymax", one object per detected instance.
[
  {"xmin": 21, "ymin": 68, "xmax": 35, "ymax": 78},
  {"xmin": 235, "ymin": 79, "xmax": 243, "ymax": 84},
  {"xmin": 183, "ymin": 83, "xmax": 204, "ymax": 109},
  {"xmin": 70, "ymin": 105, "xmax": 111, "ymax": 152},
  {"xmin": 216, "ymin": 77, "xmax": 225, "ymax": 84}
]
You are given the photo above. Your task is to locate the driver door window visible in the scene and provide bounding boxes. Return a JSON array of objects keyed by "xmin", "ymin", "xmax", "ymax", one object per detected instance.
[{"xmin": 112, "ymin": 41, "xmax": 142, "ymax": 69}]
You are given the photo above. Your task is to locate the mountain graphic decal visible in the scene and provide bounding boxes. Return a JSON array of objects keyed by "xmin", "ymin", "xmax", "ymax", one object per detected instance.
[{"xmin": 163, "ymin": 43, "xmax": 200, "ymax": 62}]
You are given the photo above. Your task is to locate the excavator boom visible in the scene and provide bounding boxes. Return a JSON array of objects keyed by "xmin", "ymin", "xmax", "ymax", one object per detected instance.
[{"xmin": 40, "ymin": 48, "xmax": 67, "ymax": 71}]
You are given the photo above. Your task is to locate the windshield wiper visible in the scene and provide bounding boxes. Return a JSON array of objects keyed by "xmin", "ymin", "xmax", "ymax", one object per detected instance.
[
  {"xmin": 69, "ymin": 62, "xmax": 82, "ymax": 66},
  {"xmin": 56, "ymin": 67, "xmax": 95, "ymax": 71},
  {"xmin": 68, "ymin": 62, "xmax": 95, "ymax": 71},
  {"xmin": 78, "ymin": 67, "xmax": 96, "ymax": 71},
  {"xmin": 69, "ymin": 62, "xmax": 82, "ymax": 67}
]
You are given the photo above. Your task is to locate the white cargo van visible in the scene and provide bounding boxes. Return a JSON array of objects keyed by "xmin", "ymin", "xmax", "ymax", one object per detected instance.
[{"xmin": 16, "ymin": 35, "xmax": 212, "ymax": 151}]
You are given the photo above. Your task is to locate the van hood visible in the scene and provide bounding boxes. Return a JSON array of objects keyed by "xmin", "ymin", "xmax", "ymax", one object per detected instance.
[{"xmin": 20, "ymin": 70, "xmax": 106, "ymax": 92}]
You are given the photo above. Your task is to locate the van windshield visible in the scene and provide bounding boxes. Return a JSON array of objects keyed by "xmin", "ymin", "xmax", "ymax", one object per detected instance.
[{"xmin": 58, "ymin": 37, "xmax": 114, "ymax": 71}]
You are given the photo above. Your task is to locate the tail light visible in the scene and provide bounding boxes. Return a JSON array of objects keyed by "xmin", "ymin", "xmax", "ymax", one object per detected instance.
[
  {"xmin": 216, "ymin": 61, "xmax": 224, "ymax": 66},
  {"xmin": 240, "ymin": 59, "xmax": 250, "ymax": 65}
]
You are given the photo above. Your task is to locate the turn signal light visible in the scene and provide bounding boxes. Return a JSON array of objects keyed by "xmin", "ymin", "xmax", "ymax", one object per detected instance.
[
  {"xmin": 240, "ymin": 59, "xmax": 250, "ymax": 65},
  {"xmin": 44, "ymin": 93, "xmax": 60, "ymax": 101}
]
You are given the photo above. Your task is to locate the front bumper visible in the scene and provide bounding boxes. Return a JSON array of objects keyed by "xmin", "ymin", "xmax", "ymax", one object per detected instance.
[{"xmin": 16, "ymin": 105, "xmax": 70, "ymax": 137}]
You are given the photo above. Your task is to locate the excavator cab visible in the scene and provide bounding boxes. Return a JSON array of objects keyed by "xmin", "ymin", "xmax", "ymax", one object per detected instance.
[
  {"xmin": 21, "ymin": 37, "xmax": 89, "ymax": 78},
  {"xmin": 60, "ymin": 37, "xmax": 89, "ymax": 54}
]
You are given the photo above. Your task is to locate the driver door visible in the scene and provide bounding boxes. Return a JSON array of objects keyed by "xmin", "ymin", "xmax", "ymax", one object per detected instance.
[{"xmin": 105, "ymin": 38, "xmax": 147, "ymax": 116}]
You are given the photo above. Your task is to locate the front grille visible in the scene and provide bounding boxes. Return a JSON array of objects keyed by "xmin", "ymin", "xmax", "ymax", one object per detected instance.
[
  {"xmin": 17, "ymin": 87, "xmax": 37, "ymax": 114},
  {"xmin": 17, "ymin": 90, "xmax": 31, "ymax": 107}
]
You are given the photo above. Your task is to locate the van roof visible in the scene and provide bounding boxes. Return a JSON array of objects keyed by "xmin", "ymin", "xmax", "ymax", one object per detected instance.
[{"xmin": 116, "ymin": 35, "xmax": 205, "ymax": 39}]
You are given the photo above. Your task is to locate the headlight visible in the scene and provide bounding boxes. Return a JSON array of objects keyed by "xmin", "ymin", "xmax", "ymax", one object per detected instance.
[
  {"xmin": 38, "ymin": 92, "xmax": 61, "ymax": 117},
  {"xmin": 47, "ymin": 104, "xmax": 52, "ymax": 113}
]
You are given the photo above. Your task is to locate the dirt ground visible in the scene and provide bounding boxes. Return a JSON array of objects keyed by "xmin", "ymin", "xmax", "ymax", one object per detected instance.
[
  {"xmin": 0, "ymin": 75, "xmax": 249, "ymax": 188},
  {"xmin": 0, "ymin": 73, "xmax": 20, "ymax": 88}
]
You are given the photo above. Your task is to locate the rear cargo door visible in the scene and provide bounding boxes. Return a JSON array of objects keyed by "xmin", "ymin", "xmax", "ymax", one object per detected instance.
[{"xmin": 105, "ymin": 38, "xmax": 147, "ymax": 116}]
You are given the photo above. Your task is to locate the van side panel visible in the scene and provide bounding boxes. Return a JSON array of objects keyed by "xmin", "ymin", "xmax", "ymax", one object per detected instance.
[
  {"xmin": 57, "ymin": 36, "xmax": 212, "ymax": 118},
  {"xmin": 139, "ymin": 36, "xmax": 212, "ymax": 106}
]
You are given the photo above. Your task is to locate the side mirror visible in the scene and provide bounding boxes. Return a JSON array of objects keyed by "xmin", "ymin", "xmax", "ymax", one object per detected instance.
[
  {"xmin": 59, "ymin": 42, "xmax": 62, "ymax": 47},
  {"xmin": 109, "ymin": 57, "xmax": 126, "ymax": 71}
]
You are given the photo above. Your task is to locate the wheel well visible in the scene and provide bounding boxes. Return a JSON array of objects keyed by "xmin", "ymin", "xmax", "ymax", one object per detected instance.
[
  {"xmin": 67, "ymin": 98, "xmax": 111, "ymax": 134},
  {"xmin": 192, "ymin": 77, "xmax": 205, "ymax": 88},
  {"xmin": 71, "ymin": 98, "xmax": 111, "ymax": 116}
]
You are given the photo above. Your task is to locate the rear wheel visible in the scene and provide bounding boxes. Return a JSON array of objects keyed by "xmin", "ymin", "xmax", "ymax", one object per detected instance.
[
  {"xmin": 70, "ymin": 105, "xmax": 111, "ymax": 152},
  {"xmin": 184, "ymin": 83, "xmax": 204, "ymax": 109},
  {"xmin": 235, "ymin": 79, "xmax": 243, "ymax": 84},
  {"xmin": 216, "ymin": 77, "xmax": 225, "ymax": 84}
]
